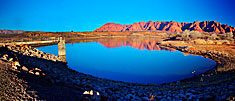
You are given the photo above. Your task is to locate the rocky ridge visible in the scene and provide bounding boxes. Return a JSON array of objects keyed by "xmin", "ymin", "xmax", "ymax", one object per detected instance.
[
  {"xmin": 0, "ymin": 30, "xmax": 24, "ymax": 34},
  {"xmin": 94, "ymin": 21, "xmax": 235, "ymax": 33}
]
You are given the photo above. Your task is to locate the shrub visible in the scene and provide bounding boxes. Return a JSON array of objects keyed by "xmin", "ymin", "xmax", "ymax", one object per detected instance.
[
  {"xmin": 221, "ymin": 32, "xmax": 234, "ymax": 40},
  {"xmin": 210, "ymin": 33, "xmax": 217, "ymax": 40},
  {"xmin": 181, "ymin": 30, "xmax": 190, "ymax": 41},
  {"xmin": 226, "ymin": 32, "xmax": 233, "ymax": 39},
  {"xmin": 189, "ymin": 31, "xmax": 202, "ymax": 40}
]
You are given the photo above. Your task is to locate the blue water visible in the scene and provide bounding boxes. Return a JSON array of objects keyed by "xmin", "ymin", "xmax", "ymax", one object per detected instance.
[{"xmin": 37, "ymin": 41, "xmax": 216, "ymax": 84}]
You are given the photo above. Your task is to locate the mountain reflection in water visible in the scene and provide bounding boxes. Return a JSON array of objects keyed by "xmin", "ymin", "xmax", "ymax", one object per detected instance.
[
  {"xmin": 37, "ymin": 38, "xmax": 216, "ymax": 84},
  {"xmin": 98, "ymin": 39, "xmax": 176, "ymax": 51}
]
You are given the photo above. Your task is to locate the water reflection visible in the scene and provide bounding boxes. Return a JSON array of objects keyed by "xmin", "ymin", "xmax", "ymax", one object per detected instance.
[
  {"xmin": 96, "ymin": 38, "xmax": 177, "ymax": 51},
  {"xmin": 37, "ymin": 38, "xmax": 217, "ymax": 84}
]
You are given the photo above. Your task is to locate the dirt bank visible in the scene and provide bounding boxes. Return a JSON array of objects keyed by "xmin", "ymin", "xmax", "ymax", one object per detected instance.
[{"xmin": 0, "ymin": 43, "xmax": 234, "ymax": 100}]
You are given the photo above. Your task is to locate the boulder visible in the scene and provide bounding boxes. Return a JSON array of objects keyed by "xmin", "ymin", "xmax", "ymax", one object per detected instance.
[
  {"xmin": 1, "ymin": 54, "xmax": 8, "ymax": 61},
  {"xmin": 22, "ymin": 66, "xmax": 29, "ymax": 71},
  {"xmin": 12, "ymin": 61, "xmax": 20, "ymax": 70},
  {"xmin": 35, "ymin": 68, "xmax": 42, "ymax": 71},
  {"xmin": 35, "ymin": 72, "xmax": 40, "ymax": 75},
  {"xmin": 29, "ymin": 70, "xmax": 34, "ymax": 74},
  {"xmin": 8, "ymin": 58, "xmax": 13, "ymax": 62}
]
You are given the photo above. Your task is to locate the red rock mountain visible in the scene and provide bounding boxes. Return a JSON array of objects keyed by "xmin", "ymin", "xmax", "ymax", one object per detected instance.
[{"xmin": 94, "ymin": 21, "xmax": 235, "ymax": 33}]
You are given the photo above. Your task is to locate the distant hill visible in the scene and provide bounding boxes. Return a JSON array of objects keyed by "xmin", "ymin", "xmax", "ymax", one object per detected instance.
[
  {"xmin": 0, "ymin": 29, "xmax": 24, "ymax": 34},
  {"xmin": 94, "ymin": 21, "xmax": 235, "ymax": 33}
]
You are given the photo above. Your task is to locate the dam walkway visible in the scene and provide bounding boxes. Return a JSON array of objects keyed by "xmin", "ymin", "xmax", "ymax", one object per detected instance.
[{"xmin": 0, "ymin": 37, "xmax": 66, "ymax": 59}]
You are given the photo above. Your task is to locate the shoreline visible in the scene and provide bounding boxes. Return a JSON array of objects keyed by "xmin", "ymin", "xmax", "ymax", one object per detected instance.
[
  {"xmin": 36, "ymin": 41, "xmax": 217, "ymax": 85},
  {"xmin": 0, "ymin": 41, "xmax": 234, "ymax": 100}
]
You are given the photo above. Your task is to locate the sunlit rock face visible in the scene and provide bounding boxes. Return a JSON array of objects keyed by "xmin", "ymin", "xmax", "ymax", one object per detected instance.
[{"xmin": 94, "ymin": 21, "xmax": 235, "ymax": 33}]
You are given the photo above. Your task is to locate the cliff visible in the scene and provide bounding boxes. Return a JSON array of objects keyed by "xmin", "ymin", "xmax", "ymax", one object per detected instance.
[{"xmin": 94, "ymin": 21, "xmax": 235, "ymax": 33}]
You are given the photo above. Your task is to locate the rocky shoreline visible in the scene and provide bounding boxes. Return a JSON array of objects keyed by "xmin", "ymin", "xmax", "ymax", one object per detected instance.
[{"xmin": 0, "ymin": 44, "xmax": 234, "ymax": 100}]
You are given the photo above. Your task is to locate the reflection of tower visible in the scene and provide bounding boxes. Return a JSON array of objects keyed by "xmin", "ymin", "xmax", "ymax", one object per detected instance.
[{"xmin": 58, "ymin": 37, "xmax": 66, "ymax": 62}]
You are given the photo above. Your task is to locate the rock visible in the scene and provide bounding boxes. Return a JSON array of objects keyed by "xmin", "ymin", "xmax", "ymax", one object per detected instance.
[
  {"xmin": 46, "ymin": 77, "xmax": 55, "ymax": 85},
  {"xmin": 221, "ymin": 95, "xmax": 227, "ymax": 100},
  {"xmin": 205, "ymin": 95, "xmax": 213, "ymax": 100},
  {"xmin": 160, "ymin": 98, "xmax": 166, "ymax": 101},
  {"xmin": 106, "ymin": 89, "xmax": 112, "ymax": 94},
  {"xmin": 35, "ymin": 72, "xmax": 40, "ymax": 75},
  {"xmin": 12, "ymin": 65, "xmax": 17, "ymax": 70},
  {"xmin": 157, "ymin": 92, "xmax": 162, "ymax": 95},
  {"xmin": 125, "ymin": 94, "xmax": 133, "ymax": 99},
  {"xmin": 3, "ymin": 44, "xmax": 233, "ymax": 100},
  {"xmin": 22, "ymin": 66, "xmax": 28, "ymax": 71},
  {"xmin": 12, "ymin": 61, "xmax": 20, "ymax": 70},
  {"xmin": 188, "ymin": 95, "xmax": 196, "ymax": 99},
  {"xmin": 3, "ymin": 54, "xmax": 8, "ymax": 58},
  {"xmin": 156, "ymin": 96, "xmax": 163, "ymax": 99},
  {"xmin": 1, "ymin": 54, "xmax": 8, "ymax": 61},
  {"xmin": 179, "ymin": 94, "xmax": 187, "ymax": 99},
  {"xmin": 228, "ymin": 85, "xmax": 234, "ymax": 89},
  {"xmin": 167, "ymin": 96, "xmax": 171, "ymax": 100},
  {"xmin": 8, "ymin": 58, "xmax": 13, "ymax": 62},
  {"xmin": 162, "ymin": 91, "xmax": 168, "ymax": 95},
  {"xmin": 35, "ymin": 68, "xmax": 42, "ymax": 71},
  {"xmin": 29, "ymin": 70, "xmax": 34, "ymax": 74},
  {"xmin": 124, "ymin": 95, "xmax": 130, "ymax": 99},
  {"xmin": 131, "ymin": 90, "xmax": 135, "ymax": 94},
  {"xmin": 186, "ymin": 93, "xmax": 192, "ymax": 96},
  {"xmin": 73, "ymin": 79, "xmax": 80, "ymax": 84},
  {"xmin": 142, "ymin": 97, "xmax": 148, "ymax": 100}
]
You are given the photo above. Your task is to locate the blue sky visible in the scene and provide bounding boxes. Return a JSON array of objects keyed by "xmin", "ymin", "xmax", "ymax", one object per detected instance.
[{"xmin": 0, "ymin": 0, "xmax": 234, "ymax": 32}]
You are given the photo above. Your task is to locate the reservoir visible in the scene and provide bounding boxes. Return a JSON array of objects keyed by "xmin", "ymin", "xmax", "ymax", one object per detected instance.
[{"xmin": 37, "ymin": 38, "xmax": 216, "ymax": 84}]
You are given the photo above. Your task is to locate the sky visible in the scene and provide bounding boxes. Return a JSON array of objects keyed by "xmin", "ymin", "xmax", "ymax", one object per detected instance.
[{"xmin": 0, "ymin": 0, "xmax": 234, "ymax": 32}]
